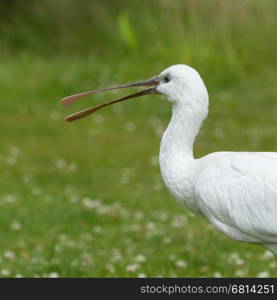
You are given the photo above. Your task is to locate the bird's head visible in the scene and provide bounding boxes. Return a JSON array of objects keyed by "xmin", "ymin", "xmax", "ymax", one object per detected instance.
[
  {"xmin": 62, "ymin": 64, "xmax": 208, "ymax": 122},
  {"xmin": 157, "ymin": 65, "xmax": 208, "ymax": 105}
]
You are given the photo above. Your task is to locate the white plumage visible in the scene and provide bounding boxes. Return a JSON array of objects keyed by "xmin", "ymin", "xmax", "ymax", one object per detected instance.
[
  {"xmin": 62, "ymin": 64, "xmax": 277, "ymax": 255},
  {"xmin": 158, "ymin": 65, "xmax": 277, "ymax": 255}
]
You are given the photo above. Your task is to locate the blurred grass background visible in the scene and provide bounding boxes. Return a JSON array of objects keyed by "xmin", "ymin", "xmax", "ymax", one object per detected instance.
[{"xmin": 0, "ymin": 0, "xmax": 277, "ymax": 277}]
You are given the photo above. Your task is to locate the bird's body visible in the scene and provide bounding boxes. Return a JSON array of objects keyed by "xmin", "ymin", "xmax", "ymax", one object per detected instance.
[
  {"xmin": 161, "ymin": 148, "xmax": 277, "ymax": 253},
  {"xmin": 63, "ymin": 64, "xmax": 277, "ymax": 255}
]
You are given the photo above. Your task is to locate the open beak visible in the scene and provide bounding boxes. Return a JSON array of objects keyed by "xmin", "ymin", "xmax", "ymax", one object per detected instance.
[{"xmin": 61, "ymin": 76, "xmax": 159, "ymax": 122}]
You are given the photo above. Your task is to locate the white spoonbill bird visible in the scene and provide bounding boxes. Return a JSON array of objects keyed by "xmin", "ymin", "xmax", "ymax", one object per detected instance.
[{"xmin": 62, "ymin": 64, "xmax": 277, "ymax": 255}]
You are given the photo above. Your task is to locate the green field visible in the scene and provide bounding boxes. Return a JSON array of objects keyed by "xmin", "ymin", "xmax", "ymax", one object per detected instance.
[{"xmin": 0, "ymin": 0, "xmax": 277, "ymax": 277}]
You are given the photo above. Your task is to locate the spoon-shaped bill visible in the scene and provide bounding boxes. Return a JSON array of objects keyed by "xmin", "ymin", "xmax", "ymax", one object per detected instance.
[
  {"xmin": 65, "ymin": 87, "xmax": 157, "ymax": 122},
  {"xmin": 61, "ymin": 76, "xmax": 159, "ymax": 107}
]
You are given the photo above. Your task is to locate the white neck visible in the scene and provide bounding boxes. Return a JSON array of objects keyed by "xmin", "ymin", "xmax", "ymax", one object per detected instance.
[
  {"xmin": 160, "ymin": 100, "xmax": 206, "ymax": 159},
  {"xmin": 159, "ymin": 96, "xmax": 207, "ymax": 202}
]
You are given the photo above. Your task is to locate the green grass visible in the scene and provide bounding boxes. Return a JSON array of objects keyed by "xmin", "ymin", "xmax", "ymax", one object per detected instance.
[{"xmin": 0, "ymin": 0, "xmax": 277, "ymax": 277}]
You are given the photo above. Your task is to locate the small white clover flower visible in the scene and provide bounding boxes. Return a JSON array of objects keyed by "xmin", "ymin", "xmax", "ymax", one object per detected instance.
[
  {"xmin": 257, "ymin": 271, "xmax": 270, "ymax": 278},
  {"xmin": 10, "ymin": 221, "xmax": 22, "ymax": 231},
  {"xmin": 135, "ymin": 255, "xmax": 146, "ymax": 263},
  {"xmin": 175, "ymin": 260, "xmax": 187, "ymax": 269},
  {"xmin": 126, "ymin": 263, "xmax": 139, "ymax": 273},
  {"xmin": 1, "ymin": 269, "xmax": 11, "ymax": 276},
  {"xmin": 3, "ymin": 251, "xmax": 15, "ymax": 260},
  {"xmin": 213, "ymin": 272, "xmax": 223, "ymax": 278},
  {"xmin": 48, "ymin": 272, "xmax": 59, "ymax": 278}
]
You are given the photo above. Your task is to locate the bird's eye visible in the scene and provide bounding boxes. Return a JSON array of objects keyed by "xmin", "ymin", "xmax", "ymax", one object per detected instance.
[{"xmin": 164, "ymin": 75, "xmax": 171, "ymax": 83}]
